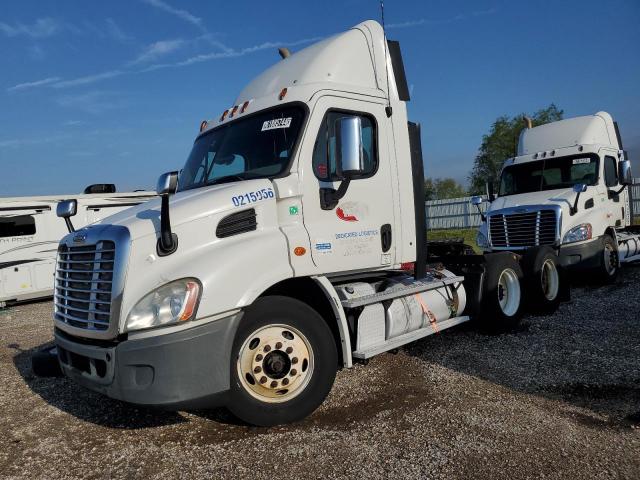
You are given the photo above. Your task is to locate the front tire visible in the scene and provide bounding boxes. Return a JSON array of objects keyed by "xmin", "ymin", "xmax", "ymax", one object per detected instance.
[{"xmin": 228, "ymin": 296, "xmax": 337, "ymax": 426}]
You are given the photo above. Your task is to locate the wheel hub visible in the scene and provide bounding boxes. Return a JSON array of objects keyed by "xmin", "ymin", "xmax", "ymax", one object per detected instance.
[{"xmin": 237, "ymin": 325, "xmax": 313, "ymax": 403}]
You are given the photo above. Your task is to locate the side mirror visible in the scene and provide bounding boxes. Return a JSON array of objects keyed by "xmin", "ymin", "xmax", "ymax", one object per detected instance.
[
  {"xmin": 471, "ymin": 196, "xmax": 483, "ymax": 206},
  {"xmin": 619, "ymin": 159, "xmax": 632, "ymax": 186},
  {"xmin": 57, "ymin": 199, "xmax": 78, "ymax": 233},
  {"xmin": 336, "ymin": 116, "xmax": 365, "ymax": 177},
  {"xmin": 157, "ymin": 171, "xmax": 179, "ymax": 195},
  {"xmin": 156, "ymin": 171, "xmax": 179, "ymax": 256},
  {"xmin": 573, "ymin": 183, "xmax": 588, "ymax": 193}
]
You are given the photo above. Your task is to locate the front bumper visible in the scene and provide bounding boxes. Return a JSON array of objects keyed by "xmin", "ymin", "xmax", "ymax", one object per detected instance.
[
  {"xmin": 55, "ymin": 313, "xmax": 242, "ymax": 410},
  {"xmin": 558, "ymin": 237, "xmax": 603, "ymax": 270}
]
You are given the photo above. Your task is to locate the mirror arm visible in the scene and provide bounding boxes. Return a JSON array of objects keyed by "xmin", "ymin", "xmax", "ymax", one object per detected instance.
[
  {"xmin": 64, "ymin": 218, "xmax": 75, "ymax": 233},
  {"xmin": 157, "ymin": 194, "xmax": 178, "ymax": 256},
  {"xmin": 320, "ymin": 177, "xmax": 351, "ymax": 210},
  {"xmin": 475, "ymin": 205, "xmax": 486, "ymax": 222},
  {"xmin": 610, "ymin": 184, "xmax": 627, "ymax": 196},
  {"xmin": 571, "ymin": 192, "xmax": 582, "ymax": 216}
]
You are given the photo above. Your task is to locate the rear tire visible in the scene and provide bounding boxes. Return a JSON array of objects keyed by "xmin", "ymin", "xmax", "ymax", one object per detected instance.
[
  {"xmin": 479, "ymin": 252, "xmax": 524, "ymax": 332},
  {"xmin": 228, "ymin": 296, "xmax": 337, "ymax": 426},
  {"xmin": 595, "ymin": 235, "xmax": 619, "ymax": 284},
  {"xmin": 521, "ymin": 246, "xmax": 562, "ymax": 315}
]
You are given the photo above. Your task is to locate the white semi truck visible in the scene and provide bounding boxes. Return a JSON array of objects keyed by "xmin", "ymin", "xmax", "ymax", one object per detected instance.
[
  {"xmin": 473, "ymin": 112, "xmax": 639, "ymax": 284},
  {"xmin": 44, "ymin": 21, "xmax": 566, "ymax": 426}
]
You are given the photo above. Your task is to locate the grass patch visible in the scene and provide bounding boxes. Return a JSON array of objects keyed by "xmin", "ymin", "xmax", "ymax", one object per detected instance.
[{"xmin": 427, "ymin": 228, "xmax": 480, "ymax": 253}]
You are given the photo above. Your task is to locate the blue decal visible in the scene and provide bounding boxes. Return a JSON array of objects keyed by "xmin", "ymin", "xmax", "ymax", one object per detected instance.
[{"xmin": 315, "ymin": 242, "xmax": 332, "ymax": 250}]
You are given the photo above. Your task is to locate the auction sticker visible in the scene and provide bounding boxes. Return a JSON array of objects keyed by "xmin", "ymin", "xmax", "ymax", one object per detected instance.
[{"xmin": 262, "ymin": 118, "xmax": 292, "ymax": 131}]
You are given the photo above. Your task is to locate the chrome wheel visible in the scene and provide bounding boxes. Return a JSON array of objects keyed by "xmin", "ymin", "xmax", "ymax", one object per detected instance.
[
  {"xmin": 541, "ymin": 259, "xmax": 559, "ymax": 301},
  {"xmin": 497, "ymin": 268, "xmax": 521, "ymax": 316},
  {"xmin": 237, "ymin": 324, "xmax": 313, "ymax": 403}
]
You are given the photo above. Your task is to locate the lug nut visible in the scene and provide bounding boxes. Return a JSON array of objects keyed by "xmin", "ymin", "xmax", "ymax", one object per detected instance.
[
  {"xmin": 270, "ymin": 380, "xmax": 278, "ymax": 388},
  {"xmin": 290, "ymin": 369, "xmax": 297, "ymax": 376},
  {"xmin": 282, "ymin": 378, "xmax": 289, "ymax": 386},
  {"xmin": 291, "ymin": 357, "xmax": 298, "ymax": 364},
  {"xmin": 255, "ymin": 354, "xmax": 263, "ymax": 361},
  {"xmin": 254, "ymin": 366, "xmax": 262, "ymax": 374},
  {"xmin": 286, "ymin": 347, "xmax": 293, "ymax": 354},
  {"xmin": 275, "ymin": 342, "xmax": 282, "ymax": 350},
  {"xmin": 260, "ymin": 376, "xmax": 267, "ymax": 384},
  {"xmin": 264, "ymin": 345, "xmax": 271, "ymax": 352}
]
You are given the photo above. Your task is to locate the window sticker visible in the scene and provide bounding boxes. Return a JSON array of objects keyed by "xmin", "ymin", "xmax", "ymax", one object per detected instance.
[
  {"xmin": 572, "ymin": 158, "xmax": 591, "ymax": 165},
  {"xmin": 261, "ymin": 117, "xmax": 292, "ymax": 131}
]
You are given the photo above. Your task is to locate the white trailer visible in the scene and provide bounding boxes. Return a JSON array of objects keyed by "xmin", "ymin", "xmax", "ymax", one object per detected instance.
[
  {"xmin": 474, "ymin": 112, "xmax": 639, "ymax": 284},
  {"xmin": 0, "ymin": 187, "xmax": 155, "ymax": 306},
  {"xmin": 42, "ymin": 22, "xmax": 567, "ymax": 426}
]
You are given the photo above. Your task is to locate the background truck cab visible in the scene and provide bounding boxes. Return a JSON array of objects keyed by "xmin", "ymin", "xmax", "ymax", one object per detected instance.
[{"xmin": 475, "ymin": 112, "xmax": 639, "ymax": 282}]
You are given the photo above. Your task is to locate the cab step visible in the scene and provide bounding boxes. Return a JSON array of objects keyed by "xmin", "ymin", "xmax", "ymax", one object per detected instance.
[{"xmin": 340, "ymin": 275, "xmax": 464, "ymax": 309}]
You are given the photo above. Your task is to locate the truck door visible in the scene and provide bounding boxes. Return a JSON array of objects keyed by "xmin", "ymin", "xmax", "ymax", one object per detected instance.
[
  {"xmin": 601, "ymin": 151, "xmax": 625, "ymax": 228},
  {"xmin": 299, "ymin": 97, "xmax": 396, "ymax": 273}
]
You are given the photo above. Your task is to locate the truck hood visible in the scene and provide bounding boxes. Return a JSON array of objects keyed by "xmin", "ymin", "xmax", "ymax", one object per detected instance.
[
  {"xmin": 488, "ymin": 188, "xmax": 578, "ymax": 213},
  {"xmin": 86, "ymin": 179, "xmax": 274, "ymax": 241}
]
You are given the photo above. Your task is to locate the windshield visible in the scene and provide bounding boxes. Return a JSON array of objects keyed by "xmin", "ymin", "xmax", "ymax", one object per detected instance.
[
  {"xmin": 499, "ymin": 154, "xmax": 599, "ymax": 197},
  {"xmin": 178, "ymin": 106, "xmax": 305, "ymax": 191}
]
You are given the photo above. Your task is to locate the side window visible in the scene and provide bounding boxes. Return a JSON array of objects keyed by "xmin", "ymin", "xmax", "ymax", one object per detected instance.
[
  {"xmin": 312, "ymin": 111, "xmax": 377, "ymax": 181},
  {"xmin": 604, "ymin": 156, "xmax": 618, "ymax": 187},
  {"xmin": 0, "ymin": 215, "xmax": 36, "ymax": 238}
]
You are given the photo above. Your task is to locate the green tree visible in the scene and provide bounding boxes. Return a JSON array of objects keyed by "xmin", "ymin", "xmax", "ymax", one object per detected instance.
[
  {"xmin": 468, "ymin": 104, "xmax": 564, "ymax": 195},
  {"xmin": 425, "ymin": 177, "xmax": 467, "ymax": 200}
]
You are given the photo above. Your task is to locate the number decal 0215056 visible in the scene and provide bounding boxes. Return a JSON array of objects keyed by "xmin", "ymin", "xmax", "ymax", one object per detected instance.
[{"xmin": 232, "ymin": 188, "xmax": 274, "ymax": 207}]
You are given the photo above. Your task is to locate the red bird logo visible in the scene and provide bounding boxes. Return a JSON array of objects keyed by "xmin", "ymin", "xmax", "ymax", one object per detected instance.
[{"xmin": 336, "ymin": 207, "xmax": 358, "ymax": 222}]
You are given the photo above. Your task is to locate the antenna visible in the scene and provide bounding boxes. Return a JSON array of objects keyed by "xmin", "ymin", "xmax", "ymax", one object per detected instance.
[{"xmin": 380, "ymin": 0, "xmax": 393, "ymax": 117}]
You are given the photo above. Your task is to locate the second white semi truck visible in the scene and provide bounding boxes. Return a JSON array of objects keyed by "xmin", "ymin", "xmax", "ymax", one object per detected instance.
[
  {"xmin": 474, "ymin": 112, "xmax": 639, "ymax": 284},
  {"xmin": 43, "ymin": 21, "xmax": 568, "ymax": 426}
]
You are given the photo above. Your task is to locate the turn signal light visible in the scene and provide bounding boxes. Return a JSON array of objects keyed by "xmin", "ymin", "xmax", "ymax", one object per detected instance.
[
  {"xmin": 294, "ymin": 246, "xmax": 306, "ymax": 256},
  {"xmin": 179, "ymin": 281, "xmax": 200, "ymax": 321},
  {"xmin": 279, "ymin": 88, "xmax": 287, "ymax": 100}
]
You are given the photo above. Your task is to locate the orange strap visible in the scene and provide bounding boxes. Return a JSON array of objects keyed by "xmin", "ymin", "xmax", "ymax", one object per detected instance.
[{"xmin": 414, "ymin": 294, "xmax": 439, "ymax": 333}]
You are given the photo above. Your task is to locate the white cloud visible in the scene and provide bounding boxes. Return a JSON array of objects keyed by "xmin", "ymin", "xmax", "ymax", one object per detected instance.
[
  {"xmin": 105, "ymin": 18, "xmax": 131, "ymax": 42},
  {"xmin": 131, "ymin": 39, "xmax": 185, "ymax": 64},
  {"xmin": 7, "ymin": 76, "xmax": 61, "ymax": 92},
  {"xmin": 0, "ymin": 133, "xmax": 70, "ymax": 149},
  {"xmin": 142, "ymin": 0, "xmax": 203, "ymax": 30},
  {"xmin": 0, "ymin": 17, "xmax": 59, "ymax": 38},
  {"xmin": 386, "ymin": 19, "xmax": 426, "ymax": 29},
  {"xmin": 386, "ymin": 8, "xmax": 498, "ymax": 29},
  {"xmin": 63, "ymin": 120, "xmax": 84, "ymax": 127},
  {"xmin": 56, "ymin": 91, "xmax": 128, "ymax": 114},
  {"xmin": 27, "ymin": 45, "xmax": 45, "ymax": 60},
  {"xmin": 53, "ymin": 70, "xmax": 125, "ymax": 89}
]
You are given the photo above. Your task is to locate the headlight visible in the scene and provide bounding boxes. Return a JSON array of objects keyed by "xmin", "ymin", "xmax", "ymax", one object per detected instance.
[
  {"xmin": 476, "ymin": 231, "xmax": 489, "ymax": 249},
  {"xmin": 126, "ymin": 279, "xmax": 201, "ymax": 332},
  {"xmin": 562, "ymin": 223, "xmax": 592, "ymax": 244}
]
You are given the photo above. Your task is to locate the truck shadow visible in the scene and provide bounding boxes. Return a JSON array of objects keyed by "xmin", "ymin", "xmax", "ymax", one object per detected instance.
[{"xmin": 11, "ymin": 343, "xmax": 192, "ymax": 429}]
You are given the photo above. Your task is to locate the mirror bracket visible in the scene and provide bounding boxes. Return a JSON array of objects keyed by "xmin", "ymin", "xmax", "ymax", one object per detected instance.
[{"xmin": 320, "ymin": 177, "xmax": 351, "ymax": 210}]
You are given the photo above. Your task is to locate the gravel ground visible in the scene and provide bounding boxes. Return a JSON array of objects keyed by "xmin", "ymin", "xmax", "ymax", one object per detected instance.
[{"xmin": 1, "ymin": 267, "xmax": 639, "ymax": 479}]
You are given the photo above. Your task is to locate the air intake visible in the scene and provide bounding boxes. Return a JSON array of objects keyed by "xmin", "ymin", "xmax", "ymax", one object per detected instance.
[{"xmin": 216, "ymin": 209, "xmax": 257, "ymax": 238}]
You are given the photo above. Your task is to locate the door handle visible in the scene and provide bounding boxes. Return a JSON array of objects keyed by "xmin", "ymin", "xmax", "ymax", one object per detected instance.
[{"xmin": 381, "ymin": 224, "xmax": 392, "ymax": 252}]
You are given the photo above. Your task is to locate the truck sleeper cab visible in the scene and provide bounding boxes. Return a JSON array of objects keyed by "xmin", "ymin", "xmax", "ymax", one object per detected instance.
[
  {"xmin": 475, "ymin": 112, "xmax": 638, "ymax": 284},
  {"xmin": 49, "ymin": 21, "xmax": 547, "ymax": 426}
]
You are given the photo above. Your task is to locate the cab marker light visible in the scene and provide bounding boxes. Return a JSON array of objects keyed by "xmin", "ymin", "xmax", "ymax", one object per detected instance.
[
  {"xmin": 199, "ymin": 120, "xmax": 208, "ymax": 132},
  {"xmin": 240, "ymin": 100, "xmax": 250, "ymax": 113},
  {"xmin": 279, "ymin": 88, "xmax": 287, "ymax": 100},
  {"xmin": 230, "ymin": 105, "xmax": 239, "ymax": 117},
  {"xmin": 220, "ymin": 109, "xmax": 229, "ymax": 122},
  {"xmin": 294, "ymin": 246, "xmax": 306, "ymax": 256}
]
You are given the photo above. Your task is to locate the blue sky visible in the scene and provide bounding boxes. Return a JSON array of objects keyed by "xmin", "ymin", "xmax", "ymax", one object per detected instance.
[{"xmin": 1, "ymin": 0, "xmax": 639, "ymax": 196}]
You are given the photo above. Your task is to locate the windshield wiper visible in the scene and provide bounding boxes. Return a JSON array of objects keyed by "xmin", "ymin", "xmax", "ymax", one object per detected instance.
[{"xmin": 208, "ymin": 172, "xmax": 258, "ymax": 186}]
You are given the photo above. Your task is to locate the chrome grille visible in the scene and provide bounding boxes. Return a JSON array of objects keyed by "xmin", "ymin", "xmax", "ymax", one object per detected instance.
[
  {"xmin": 489, "ymin": 209, "xmax": 557, "ymax": 248},
  {"xmin": 54, "ymin": 241, "xmax": 115, "ymax": 331}
]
